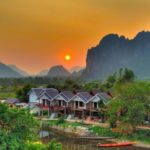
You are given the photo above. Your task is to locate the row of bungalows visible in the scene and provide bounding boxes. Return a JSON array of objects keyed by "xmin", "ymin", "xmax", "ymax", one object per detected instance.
[{"xmin": 28, "ymin": 88, "xmax": 112, "ymax": 120}]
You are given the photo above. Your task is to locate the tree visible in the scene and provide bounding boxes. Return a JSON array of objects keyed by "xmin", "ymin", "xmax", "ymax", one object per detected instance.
[
  {"xmin": 103, "ymin": 74, "xmax": 117, "ymax": 89},
  {"xmin": 16, "ymin": 84, "xmax": 33, "ymax": 102},
  {"xmin": 118, "ymin": 68, "xmax": 135, "ymax": 83},
  {"xmin": 84, "ymin": 80, "xmax": 102, "ymax": 91},
  {"xmin": 107, "ymin": 82, "xmax": 149, "ymax": 134},
  {"xmin": 0, "ymin": 103, "xmax": 39, "ymax": 150}
]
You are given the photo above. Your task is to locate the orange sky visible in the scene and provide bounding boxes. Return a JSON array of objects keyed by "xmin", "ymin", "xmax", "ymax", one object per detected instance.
[{"xmin": 0, "ymin": 0, "xmax": 150, "ymax": 74}]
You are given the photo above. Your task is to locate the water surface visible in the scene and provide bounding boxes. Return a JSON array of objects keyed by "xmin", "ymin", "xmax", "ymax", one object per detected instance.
[{"xmin": 46, "ymin": 129, "xmax": 148, "ymax": 150}]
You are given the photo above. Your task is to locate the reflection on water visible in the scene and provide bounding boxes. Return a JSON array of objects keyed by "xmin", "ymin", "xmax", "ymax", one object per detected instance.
[{"xmin": 46, "ymin": 129, "xmax": 148, "ymax": 150}]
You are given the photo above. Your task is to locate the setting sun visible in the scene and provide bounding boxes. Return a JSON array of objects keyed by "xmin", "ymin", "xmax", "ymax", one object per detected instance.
[{"xmin": 65, "ymin": 54, "xmax": 71, "ymax": 61}]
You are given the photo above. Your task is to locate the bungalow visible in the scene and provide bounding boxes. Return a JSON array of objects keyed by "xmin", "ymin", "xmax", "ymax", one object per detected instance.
[
  {"xmin": 37, "ymin": 88, "xmax": 59, "ymax": 116},
  {"xmin": 27, "ymin": 88, "xmax": 112, "ymax": 120},
  {"xmin": 90, "ymin": 92, "xmax": 111, "ymax": 109},
  {"xmin": 51, "ymin": 91, "xmax": 75, "ymax": 116},
  {"xmin": 68, "ymin": 92, "xmax": 93, "ymax": 119},
  {"xmin": 88, "ymin": 92, "xmax": 111, "ymax": 122}
]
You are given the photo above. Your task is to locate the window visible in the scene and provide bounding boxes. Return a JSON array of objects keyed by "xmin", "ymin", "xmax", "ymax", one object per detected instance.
[
  {"xmin": 75, "ymin": 101, "xmax": 78, "ymax": 108},
  {"xmin": 59, "ymin": 101, "xmax": 61, "ymax": 107},
  {"xmin": 63, "ymin": 101, "xmax": 66, "ymax": 106},
  {"xmin": 94, "ymin": 102, "xmax": 98, "ymax": 109},
  {"xmin": 79, "ymin": 102, "xmax": 84, "ymax": 107}
]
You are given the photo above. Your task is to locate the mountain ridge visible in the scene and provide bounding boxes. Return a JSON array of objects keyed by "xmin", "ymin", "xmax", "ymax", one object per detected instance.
[
  {"xmin": 47, "ymin": 65, "xmax": 71, "ymax": 77},
  {"xmin": 82, "ymin": 31, "xmax": 150, "ymax": 80},
  {"xmin": 0, "ymin": 62, "xmax": 23, "ymax": 78}
]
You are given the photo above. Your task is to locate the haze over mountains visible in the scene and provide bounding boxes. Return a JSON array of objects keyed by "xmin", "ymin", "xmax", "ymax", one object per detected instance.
[
  {"xmin": 0, "ymin": 63, "xmax": 83, "ymax": 78},
  {"xmin": 8, "ymin": 65, "xmax": 29, "ymax": 77},
  {"xmin": 83, "ymin": 31, "xmax": 150, "ymax": 80},
  {"xmin": 0, "ymin": 62, "xmax": 23, "ymax": 78}
]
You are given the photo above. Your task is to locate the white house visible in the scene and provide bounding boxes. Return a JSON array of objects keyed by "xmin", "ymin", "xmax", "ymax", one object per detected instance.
[{"xmin": 28, "ymin": 88, "xmax": 43, "ymax": 103}]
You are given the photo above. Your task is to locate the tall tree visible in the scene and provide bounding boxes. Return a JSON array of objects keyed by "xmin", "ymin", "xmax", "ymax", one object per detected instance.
[{"xmin": 108, "ymin": 82, "xmax": 149, "ymax": 134}]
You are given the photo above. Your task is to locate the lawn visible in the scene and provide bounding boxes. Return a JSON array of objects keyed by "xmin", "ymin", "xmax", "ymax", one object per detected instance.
[{"xmin": 0, "ymin": 92, "xmax": 16, "ymax": 99}]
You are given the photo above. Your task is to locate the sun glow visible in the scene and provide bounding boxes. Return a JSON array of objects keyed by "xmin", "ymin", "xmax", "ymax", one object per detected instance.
[{"xmin": 65, "ymin": 54, "xmax": 71, "ymax": 61}]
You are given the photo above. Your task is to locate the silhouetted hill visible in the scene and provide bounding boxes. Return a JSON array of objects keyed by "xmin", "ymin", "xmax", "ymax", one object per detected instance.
[
  {"xmin": 47, "ymin": 65, "xmax": 70, "ymax": 77},
  {"xmin": 83, "ymin": 31, "xmax": 150, "ymax": 80},
  {"xmin": 37, "ymin": 69, "xmax": 49, "ymax": 76},
  {"xmin": 8, "ymin": 65, "xmax": 29, "ymax": 77},
  {"xmin": 0, "ymin": 62, "xmax": 23, "ymax": 78}
]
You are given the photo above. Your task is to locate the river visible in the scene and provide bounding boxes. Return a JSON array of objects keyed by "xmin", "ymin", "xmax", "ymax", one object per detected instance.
[{"xmin": 42, "ymin": 129, "xmax": 149, "ymax": 150}]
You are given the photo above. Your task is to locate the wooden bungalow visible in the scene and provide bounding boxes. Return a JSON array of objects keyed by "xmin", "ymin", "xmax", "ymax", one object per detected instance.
[
  {"xmin": 51, "ymin": 91, "xmax": 75, "ymax": 117},
  {"xmin": 37, "ymin": 88, "xmax": 59, "ymax": 116},
  {"xmin": 68, "ymin": 92, "xmax": 93, "ymax": 119},
  {"xmin": 88, "ymin": 92, "xmax": 111, "ymax": 122}
]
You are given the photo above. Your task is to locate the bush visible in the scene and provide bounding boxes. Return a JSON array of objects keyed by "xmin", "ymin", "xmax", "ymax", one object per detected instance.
[
  {"xmin": 47, "ymin": 139, "xmax": 62, "ymax": 150},
  {"xmin": 56, "ymin": 116, "xmax": 65, "ymax": 125},
  {"xmin": 89, "ymin": 126, "xmax": 122, "ymax": 138}
]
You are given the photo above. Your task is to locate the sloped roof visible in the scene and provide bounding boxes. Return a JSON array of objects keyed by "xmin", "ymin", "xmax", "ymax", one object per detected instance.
[
  {"xmin": 58, "ymin": 91, "xmax": 75, "ymax": 102},
  {"xmin": 76, "ymin": 92, "xmax": 93, "ymax": 103},
  {"xmin": 29, "ymin": 88, "xmax": 43, "ymax": 97},
  {"xmin": 38, "ymin": 88, "xmax": 59, "ymax": 100},
  {"xmin": 96, "ymin": 92, "xmax": 111, "ymax": 104}
]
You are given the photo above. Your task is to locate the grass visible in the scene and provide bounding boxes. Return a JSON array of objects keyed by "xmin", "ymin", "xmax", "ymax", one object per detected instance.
[
  {"xmin": 89, "ymin": 125, "xmax": 122, "ymax": 138},
  {"xmin": 0, "ymin": 92, "xmax": 16, "ymax": 99},
  {"xmin": 45, "ymin": 119, "xmax": 88, "ymax": 128}
]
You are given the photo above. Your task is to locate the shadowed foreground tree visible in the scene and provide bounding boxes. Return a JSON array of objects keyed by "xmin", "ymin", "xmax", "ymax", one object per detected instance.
[
  {"xmin": 0, "ymin": 104, "xmax": 62, "ymax": 150},
  {"xmin": 0, "ymin": 103, "xmax": 39, "ymax": 150}
]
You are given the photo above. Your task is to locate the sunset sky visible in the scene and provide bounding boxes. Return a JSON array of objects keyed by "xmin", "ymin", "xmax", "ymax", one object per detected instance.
[{"xmin": 0, "ymin": 0, "xmax": 150, "ymax": 74}]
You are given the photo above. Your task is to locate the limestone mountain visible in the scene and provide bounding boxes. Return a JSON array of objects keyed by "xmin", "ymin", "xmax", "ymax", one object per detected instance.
[
  {"xmin": 47, "ymin": 65, "xmax": 70, "ymax": 77},
  {"xmin": 8, "ymin": 65, "xmax": 29, "ymax": 77},
  {"xmin": 83, "ymin": 31, "xmax": 150, "ymax": 80},
  {"xmin": 0, "ymin": 62, "xmax": 23, "ymax": 78},
  {"xmin": 37, "ymin": 69, "xmax": 49, "ymax": 76}
]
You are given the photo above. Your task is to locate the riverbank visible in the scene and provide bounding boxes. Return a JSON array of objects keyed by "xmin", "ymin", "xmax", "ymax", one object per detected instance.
[{"xmin": 43, "ymin": 119, "xmax": 150, "ymax": 149}]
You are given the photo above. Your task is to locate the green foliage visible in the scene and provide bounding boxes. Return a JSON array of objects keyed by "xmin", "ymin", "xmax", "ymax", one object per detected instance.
[
  {"xmin": 47, "ymin": 120, "xmax": 87, "ymax": 128},
  {"xmin": 89, "ymin": 126, "xmax": 122, "ymax": 138},
  {"xmin": 0, "ymin": 103, "xmax": 39, "ymax": 150},
  {"xmin": 47, "ymin": 79, "xmax": 83, "ymax": 91},
  {"xmin": 24, "ymin": 142, "xmax": 46, "ymax": 150},
  {"xmin": 84, "ymin": 80, "xmax": 102, "ymax": 91},
  {"xmin": 24, "ymin": 139, "xmax": 62, "ymax": 150},
  {"xmin": 56, "ymin": 116, "xmax": 65, "ymax": 125},
  {"xmin": 16, "ymin": 84, "xmax": 32, "ymax": 102},
  {"xmin": 103, "ymin": 74, "xmax": 117, "ymax": 89},
  {"xmin": 117, "ymin": 68, "xmax": 135, "ymax": 83},
  {"xmin": 108, "ymin": 81, "xmax": 149, "ymax": 132},
  {"xmin": 89, "ymin": 126, "xmax": 150, "ymax": 144},
  {"xmin": 47, "ymin": 139, "xmax": 62, "ymax": 150}
]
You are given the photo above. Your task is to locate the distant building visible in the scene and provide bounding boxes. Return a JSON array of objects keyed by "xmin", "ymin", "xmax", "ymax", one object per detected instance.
[{"xmin": 5, "ymin": 98, "xmax": 20, "ymax": 107}]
